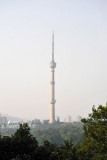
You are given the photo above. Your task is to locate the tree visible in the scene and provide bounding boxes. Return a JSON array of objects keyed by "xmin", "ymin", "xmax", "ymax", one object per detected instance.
[
  {"xmin": 35, "ymin": 140, "xmax": 58, "ymax": 160},
  {"xmin": 0, "ymin": 136, "xmax": 14, "ymax": 160},
  {"xmin": 12, "ymin": 123, "xmax": 38, "ymax": 159},
  {"xmin": 32, "ymin": 124, "xmax": 83, "ymax": 146},
  {"xmin": 58, "ymin": 140, "xmax": 78, "ymax": 160},
  {"xmin": 77, "ymin": 105, "xmax": 107, "ymax": 160}
]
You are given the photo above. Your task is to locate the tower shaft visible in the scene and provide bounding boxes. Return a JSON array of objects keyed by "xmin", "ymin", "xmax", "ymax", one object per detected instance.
[{"xmin": 49, "ymin": 33, "xmax": 56, "ymax": 123}]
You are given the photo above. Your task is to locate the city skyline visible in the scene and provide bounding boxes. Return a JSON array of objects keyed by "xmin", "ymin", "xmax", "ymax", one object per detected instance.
[{"xmin": 0, "ymin": 0, "xmax": 107, "ymax": 121}]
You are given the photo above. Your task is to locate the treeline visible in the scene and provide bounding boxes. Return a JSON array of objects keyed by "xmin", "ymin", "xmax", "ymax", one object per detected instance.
[
  {"xmin": 31, "ymin": 124, "xmax": 83, "ymax": 146},
  {"xmin": 0, "ymin": 105, "xmax": 107, "ymax": 160}
]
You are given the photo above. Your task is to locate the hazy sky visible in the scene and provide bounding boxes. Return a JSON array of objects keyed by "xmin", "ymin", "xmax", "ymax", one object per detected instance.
[{"xmin": 0, "ymin": 0, "xmax": 107, "ymax": 120}]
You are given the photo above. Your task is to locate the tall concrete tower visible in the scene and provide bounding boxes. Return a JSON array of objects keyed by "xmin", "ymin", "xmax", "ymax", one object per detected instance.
[{"xmin": 49, "ymin": 33, "xmax": 56, "ymax": 123}]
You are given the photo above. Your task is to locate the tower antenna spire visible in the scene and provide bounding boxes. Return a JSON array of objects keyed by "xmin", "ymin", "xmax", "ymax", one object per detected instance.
[{"xmin": 52, "ymin": 32, "xmax": 54, "ymax": 61}]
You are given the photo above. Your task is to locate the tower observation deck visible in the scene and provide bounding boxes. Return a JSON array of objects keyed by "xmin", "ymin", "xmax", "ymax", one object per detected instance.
[{"xmin": 49, "ymin": 33, "xmax": 56, "ymax": 123}]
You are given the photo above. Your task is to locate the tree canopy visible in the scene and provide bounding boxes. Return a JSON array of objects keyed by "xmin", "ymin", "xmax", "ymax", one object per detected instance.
[
  {"xmin": 77, "ymin": 105, "xmax": 107, "ymax": 160},
  {"xmin": 0, "ymin": 104, "xmax": 106, "ymax": 160}
]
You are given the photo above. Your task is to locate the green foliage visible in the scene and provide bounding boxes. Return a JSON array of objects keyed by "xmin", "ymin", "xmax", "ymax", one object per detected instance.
[
  {"xmin": 13, "ymin": 123, "xmax": 38, "ymax": 159},
  {"xmin": 0, "ymin": 104, "xmax": 106, "ymax": 160},
  {"xmin": 0, "ymin": 123, "xmax": 38, "ymax": 160},
  {"xmin": 13, "ymin": 123, "xmax": 31, "ymax": 139},
  {"xmin": 35, "ymin": 141, "xmax": 58, "ymax": 160},
  {"xmin": 0, "ymin": 136, "xmax": 13, "ymax": 160},
  {"xmin": 32, "ymin": 123, "xmax": 83, "ymax": 146},
  {"xmin": 77, "ymin": 105, "xmax": 107, "ymax": 160},
  {"xmin": 57, "ymin": 140, "xmax": 78, "ymax": 160}
]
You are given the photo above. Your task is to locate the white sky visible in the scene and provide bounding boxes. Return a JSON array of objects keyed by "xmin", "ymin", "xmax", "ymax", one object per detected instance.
[{"xmin": 0, "ymin": 0, "xmax": 107, "ymax": 121}]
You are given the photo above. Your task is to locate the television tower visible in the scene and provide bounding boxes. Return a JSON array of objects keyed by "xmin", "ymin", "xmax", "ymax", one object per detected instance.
[{"xmin": 49, "ymin": 33, "xmax": 56, "ymax": 123}]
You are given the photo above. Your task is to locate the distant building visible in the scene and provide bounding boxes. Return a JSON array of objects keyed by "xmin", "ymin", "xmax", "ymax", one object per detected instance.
[
  {"xmin": 76, "ymin": 116, "xmax": 81, "ymax": 122},
  {"xmin": 64, "ymin": 115, "xmax": 72, "ymax": 122},
  {"xmin": 0, "ymin": 114, "xmax": 7, "ymax": 124},
  {"xmin": 56, "ymin": 116, "xmax": 60, "ymax": 122}
]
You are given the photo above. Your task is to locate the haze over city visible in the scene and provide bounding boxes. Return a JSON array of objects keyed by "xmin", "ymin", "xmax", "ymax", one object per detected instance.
[{"xmin": 0, "ymin": 0, "xmax": 107, "ymax": 121}]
